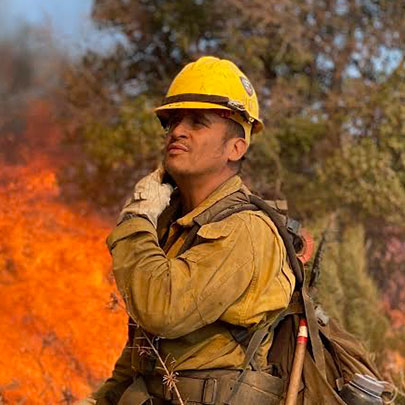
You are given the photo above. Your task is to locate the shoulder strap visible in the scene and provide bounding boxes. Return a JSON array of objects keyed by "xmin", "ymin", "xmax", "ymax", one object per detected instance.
[
  {"xmin": 247, "ymin": 196, "xmax": 326, "ymax": 377},
  {"xmin": 176, "ymin": 191, "xmax": 327, "ymax": 382},
  {"xmin": 177, "ymin": 190, "xmax": 304, "ymax": 285},
  {"xmin": 248, "ymin": 195, "xmax": 303, "ymax": 286},
  {"xmin": 177, "ymin": 189, "xmax": 257, "ymax": 256}
]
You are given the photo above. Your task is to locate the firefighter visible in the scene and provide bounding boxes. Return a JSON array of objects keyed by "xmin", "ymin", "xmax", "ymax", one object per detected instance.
[{"xmin": 79, "ymin": 56, "xmax": 295, "ymax": 405}]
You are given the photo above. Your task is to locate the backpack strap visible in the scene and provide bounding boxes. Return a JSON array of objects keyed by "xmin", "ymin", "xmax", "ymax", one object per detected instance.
[
  {"xmin": 248, "ymin": 195, "xmax": 327, "ymax": 378},
  {"xmin": 177, "ymin": 191, "xmax": 304, "ymax": 284},
  {"xmin": 177, "ymin": 189, "xmax": 258, "ymax": 256},
  {"xmin": 175, "ymin": 191, "xmax": 327, "ymax": 384},
  {"xmin": 302, "ymin": 288, "xmax": 327, "ymax": 378},
  {"xmin": 248, "ymin": 195, "xmax": 303, "ymax": 286},
  {"xmin": 240, "ymin": 293, "xmax": 304, "ymax": 372},
  {"xmin": 226, "ymin": 294, "xmax": 307, "ymax": 404}
]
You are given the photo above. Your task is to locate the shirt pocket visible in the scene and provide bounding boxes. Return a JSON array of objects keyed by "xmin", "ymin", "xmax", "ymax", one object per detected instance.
[{"xmin": 181, "ymin": 219, "xmax": 238, "ymax": 263}]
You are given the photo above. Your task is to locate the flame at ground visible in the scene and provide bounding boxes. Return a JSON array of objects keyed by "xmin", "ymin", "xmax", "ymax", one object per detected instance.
[
  {"xmin": 0, "ymin": 102, "xmax": 126, "ymax": 403},
  {"xmin": 1, "ymin": 101, "xmax": 404, "ymax": 403}
]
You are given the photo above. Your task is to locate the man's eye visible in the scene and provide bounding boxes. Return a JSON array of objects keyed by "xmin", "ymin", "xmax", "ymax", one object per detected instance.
[
  {"xmin": 165, "ymin": 118, "xmax": 181, "ymax": 131},
  {"xmin": 191, "ymin": 117, "xmax": 206, "ymax": 127}
]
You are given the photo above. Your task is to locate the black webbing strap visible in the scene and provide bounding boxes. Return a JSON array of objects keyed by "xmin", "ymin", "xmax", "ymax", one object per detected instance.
[
  {"xmin": 176, "ymin": 190, "xmax": 256, "ymax": 256},
  {"xmin": 248, "ymin": 195, "xmax": 303, "ymax": 285},
  {"xmin": 302, "ymin": 287, "xmax": 327, "ymax": 378},
  {"xmin": 240, "ymin": 308, "xmax": 293, "ymax": 372},
  {"xmin": 226, "ymin": 326, "xmax": 275, "ymax": 404},
  {"xmin": 176, "ymin": 203, "xmax": 259, "ymax": 256},
  {"xmin": 210, "ymin": 203, "xmax": 258, "ymax": 223},
  {"xmin": 248, "ymin": 195, "xmax": 326, "ymax": 379},
  {"xmin": 176, "ymin": 192, "xmax": 327, "ymax": 386},
  {"xmin": 226, "ymin": 293, "xmax": 304, "ymax": 404},
  {"xmin": 177, "ymin": 224, "xmax": 200, "ymax": 256}
]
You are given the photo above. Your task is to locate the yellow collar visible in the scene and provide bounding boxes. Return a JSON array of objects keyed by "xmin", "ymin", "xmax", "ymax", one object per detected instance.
[{"xmin": 176, "ymin": 176, "xmax": 243, "ymax": 227}]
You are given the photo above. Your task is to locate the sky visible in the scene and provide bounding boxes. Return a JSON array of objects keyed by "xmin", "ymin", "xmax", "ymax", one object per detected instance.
[
  {"xmin": 0, "ymin": 0, "xmax": 116, "ymax": 55},
  {"xmin": 0, "ymin": 0, "xmax": 401, "ymax": 69}
]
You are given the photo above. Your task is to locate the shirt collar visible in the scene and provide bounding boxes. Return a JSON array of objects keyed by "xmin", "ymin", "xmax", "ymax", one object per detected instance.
[{"xmin": 176, "ymin": 175, "xmax": 243, "ymax": 227}]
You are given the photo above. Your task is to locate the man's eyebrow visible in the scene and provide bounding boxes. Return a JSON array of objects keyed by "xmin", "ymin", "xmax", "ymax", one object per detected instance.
[{"xmin": 193, "ymin": 111, "xmax": 211, "ymax": 125}]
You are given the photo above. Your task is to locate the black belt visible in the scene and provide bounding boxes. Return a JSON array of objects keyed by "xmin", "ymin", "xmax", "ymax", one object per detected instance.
[
  {"xmin": 144, "ymin": 369, "xmax": 284, "ymax": 405},
  {"xmin": 145, "ymin": 370, "xmax": 239, "ymax": 404}
]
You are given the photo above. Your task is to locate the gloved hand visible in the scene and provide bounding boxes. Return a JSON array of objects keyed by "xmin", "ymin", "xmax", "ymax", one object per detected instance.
[{"xmin": 117, "ymin": 168, "xmax": 174, "ymax": 228}]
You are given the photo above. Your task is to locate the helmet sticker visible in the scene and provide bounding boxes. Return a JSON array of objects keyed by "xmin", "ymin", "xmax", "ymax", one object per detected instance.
[{"xmin": 240, "ymin": 77, "xmax": 254, "ymax": 96}]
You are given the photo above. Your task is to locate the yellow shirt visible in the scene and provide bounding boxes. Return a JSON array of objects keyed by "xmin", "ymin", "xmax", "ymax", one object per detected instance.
[{"xmin": 95, "ymin": 176, "xmax": 295, "ymax": 399}]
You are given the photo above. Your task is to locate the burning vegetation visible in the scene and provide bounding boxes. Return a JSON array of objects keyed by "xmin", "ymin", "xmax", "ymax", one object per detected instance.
[
  {"xmin": 0, "ymin": 101, "xmax": 126, "ymax": 403},
  {"xmin": 1, "ymin": 5, "xmax": 405, "ymax": 401}
]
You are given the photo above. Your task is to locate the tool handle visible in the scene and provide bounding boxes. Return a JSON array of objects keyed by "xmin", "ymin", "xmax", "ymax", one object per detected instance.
[{"xmin": 285, "ymin": 319, "xmax": 308, "ymax": 405}]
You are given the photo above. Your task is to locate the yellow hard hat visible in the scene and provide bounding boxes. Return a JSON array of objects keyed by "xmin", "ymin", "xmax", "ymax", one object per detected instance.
[{"xmin": 155, "ymin": 56, "xmax": 264, "ymax": 144}]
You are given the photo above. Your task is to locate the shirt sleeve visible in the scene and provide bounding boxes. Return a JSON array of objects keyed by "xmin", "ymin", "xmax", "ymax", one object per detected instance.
[
  {"xmin": 106, "ymin": 215, "xmax": 256, "ymax": 339},
  {"xmin": 92, "ymin": 341, "xmax": 133, "ymax": 403}
]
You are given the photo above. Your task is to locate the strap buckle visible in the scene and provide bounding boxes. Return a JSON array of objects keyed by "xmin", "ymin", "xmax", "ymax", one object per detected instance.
[
  {"xmin": 163, "ymin": 376, "xmax": 218, "ymax": 404},
  {"xmin": 202, "ymin": 378, "xmax": 218, "ymax": 404},
  {"xmin": 286, "ymin": 217, "xmax": 301, "ymax": 235}
]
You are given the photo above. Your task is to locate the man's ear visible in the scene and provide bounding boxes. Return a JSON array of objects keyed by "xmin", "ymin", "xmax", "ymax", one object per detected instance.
[{"xmin": 228, "ymin": 138, "xmax": 248, "ymax": 162}]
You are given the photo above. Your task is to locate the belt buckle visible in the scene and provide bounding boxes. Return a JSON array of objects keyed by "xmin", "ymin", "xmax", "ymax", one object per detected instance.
[{"xmin": 202, "ymin": 378, "xmax": 217, "ymax": 404}]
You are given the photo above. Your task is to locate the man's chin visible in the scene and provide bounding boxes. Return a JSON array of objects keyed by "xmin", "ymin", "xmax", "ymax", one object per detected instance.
[
  {"xmin": 164, "ymin": 159, "xmax": 197, "ymax": 180},
  {"xmin": 164, "ymin": 159, "xmax": 186, "ymax": 177}
]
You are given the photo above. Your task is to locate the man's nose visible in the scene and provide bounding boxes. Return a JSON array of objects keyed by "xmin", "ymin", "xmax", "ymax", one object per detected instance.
[{"xmin": 167, "ymin": 118, "xmax": 189, "ymax": 140}]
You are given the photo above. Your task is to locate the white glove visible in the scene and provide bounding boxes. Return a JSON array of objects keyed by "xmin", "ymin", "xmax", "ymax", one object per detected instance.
[{"xmin": 118, "ymin": 168, "xmax": 174, "ymax": 227}]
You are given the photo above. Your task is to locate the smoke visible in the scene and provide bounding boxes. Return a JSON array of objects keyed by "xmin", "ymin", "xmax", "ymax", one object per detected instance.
[{"xmin": 0, "ymin": 20, "xmax": 64, "ymax": 164}]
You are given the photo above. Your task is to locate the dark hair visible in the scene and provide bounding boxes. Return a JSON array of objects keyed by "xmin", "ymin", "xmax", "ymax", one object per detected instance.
[
  {"xmin": 224, "ymin": 119, "xmax": 245, "ymax": 140},
  {"xmin": 223, "ymin": 119, "xmax": 246, "ymax": 172}
]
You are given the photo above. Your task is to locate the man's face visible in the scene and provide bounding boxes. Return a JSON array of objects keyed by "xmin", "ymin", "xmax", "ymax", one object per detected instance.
[{"xmin": 163, "ymin": 109, "xmax": 233, "ymax": 179}]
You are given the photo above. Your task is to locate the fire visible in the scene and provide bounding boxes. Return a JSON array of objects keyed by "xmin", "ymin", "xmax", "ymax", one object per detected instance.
[
  {"xmin": 0, "ymin": 101, "xmax": 126, "ymax": 404},
  {"xmin": 2, "ymin": 101, "xmax": 403, "ymax": 403}
]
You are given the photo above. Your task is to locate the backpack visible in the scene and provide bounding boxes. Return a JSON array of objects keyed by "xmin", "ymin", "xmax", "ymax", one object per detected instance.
[{"xmin": 177, "ymin": 189, "xmax": 393, "ymax": 404}]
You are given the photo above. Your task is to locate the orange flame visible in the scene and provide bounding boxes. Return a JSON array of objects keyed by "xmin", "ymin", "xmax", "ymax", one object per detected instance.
[
  {"xmin": 0, "ymin": 101, "xmax": 126, "ymax": 404},
  {"xmin": 2, "ymin": 101, "xmax": 403, "ymax": 403}
]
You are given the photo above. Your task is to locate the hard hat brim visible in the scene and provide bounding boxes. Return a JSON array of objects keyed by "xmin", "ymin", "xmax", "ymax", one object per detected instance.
[
  {"xmin": 155, "ymin": 101, "xmax": 263, "ymax": 133},
  {"xmin": 155, "ymin": 101, "xmax": 230, "ymax": 114}
]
